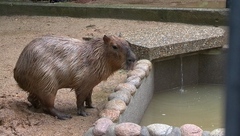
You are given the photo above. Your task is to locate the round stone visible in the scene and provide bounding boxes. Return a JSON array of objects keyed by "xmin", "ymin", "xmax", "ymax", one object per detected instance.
[
  {"xmin": 202, "ymin": 131, "xmax": 210, "ymax": 136},
  {"xmin": 108, "ymin": 90, "xmax": 131, "ymax": 105},
  {"xmin": 114, "ymin": 83, "xmax": 137, "ymax": 95},
  {"xmin": 115, "ymin": 122, "xmax": 141, "ymax": 136},
  {"xmin": 137, "ymin": 59, "xmax": 152, "ymax": 70},
  {"xmin": 83, "ymin": 127, "xmax": 94, "ymax": 136},
  {"xmin": 126, "ymin": 76, "xmax": 142, "ymax": 88},
  {"xmin": 210, "ymin": 128, "xmax": 225, "ymax": 136},
  {"xmin": 104, "ymin": 99, "xmax": 126, "ymax": 113},
  {"xmin": 140, "ymin": 126, "xmax": 150, "ymax": 136},
  {"xmin": 167, "ymin": 127, "xmax": 181, "ymax": 136},
  {"xmin": 99, "ymin": 109, "xmax": 120, "ymax": 122},
  {"xmin": 134, "ymin": 63, "xmax": 150, "ymax": 76},
  {"xmin": 180, "ymin": 124, "xmax": 203, "ymax": 136},
  {"xmin": 93, "ymin": 118, "xmax": 113, "ymax": 136},
  {"xmin": 105, "ymin": 123, "xmax": 117, "ymax": 136},
  {"xmin": 147, "ymin": 124, "xmax": 173, "ymax": 136},
  {"xmin": 127, "ymin": 69, "xmax": 146, "ymax": 79}
]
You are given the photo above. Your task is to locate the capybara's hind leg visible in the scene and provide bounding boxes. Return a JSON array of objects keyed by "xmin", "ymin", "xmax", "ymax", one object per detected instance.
[
  {"xmin": 28, "ymin": 93, "xmax": 41, "ymax": 109},
  {"xmin": 85, "ymin": 90, "xmax": 94, "ymax": 108},
  {"xmin": 39, "ymin": 93, "xmax": 72, "ymax": 120}
]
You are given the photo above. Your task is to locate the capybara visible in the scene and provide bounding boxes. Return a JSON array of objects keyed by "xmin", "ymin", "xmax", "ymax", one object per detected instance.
[{"xmin": 14, "ymin": 35, "xmax": 136, "ymax": 120}]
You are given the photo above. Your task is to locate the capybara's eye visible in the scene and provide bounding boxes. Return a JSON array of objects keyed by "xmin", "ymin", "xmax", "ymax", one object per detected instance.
[{"xmin": 112, "ymin": 45, "xmax": 118, "ymax": 50}]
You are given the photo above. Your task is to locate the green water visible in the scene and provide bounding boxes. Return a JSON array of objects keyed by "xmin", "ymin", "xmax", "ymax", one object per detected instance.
[{"xmin": 140, "ymin": 84, "xmax": 225, "ymax": 131}]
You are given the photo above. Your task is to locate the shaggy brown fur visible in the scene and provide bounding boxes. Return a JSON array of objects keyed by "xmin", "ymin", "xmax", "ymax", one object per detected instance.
[{"xmin": 14, "ymin": 35, "xmax": 136, "ymax": 120}]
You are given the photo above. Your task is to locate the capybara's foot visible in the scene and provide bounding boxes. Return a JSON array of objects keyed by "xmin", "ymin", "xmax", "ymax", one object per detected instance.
[
  {"xmin": 85, "ymin": 101, "xmax": 94, "ymax": 108},
  {"xmin": 77, "ymin": 108, "xmax": 89, "ymax": 117},
  {"xmin": 45, "ymin": 108, "xmax": 72, "ymax": 120},
  {"xmin": 85, "ymin": 105, "xmax": 94, "ymax": 108},
  {"xmin": 28, "ymin": 93, "xmax": 41, "ymax": 109},
  {"xmin": 56, "ymin": 113, "xmax": 72, "ymax": 120}
]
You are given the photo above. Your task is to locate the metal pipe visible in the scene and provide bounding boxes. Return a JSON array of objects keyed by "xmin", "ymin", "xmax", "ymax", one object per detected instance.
[{"xmin": 225, "ymin": 0, "xmax": 240, "ymax": 135}]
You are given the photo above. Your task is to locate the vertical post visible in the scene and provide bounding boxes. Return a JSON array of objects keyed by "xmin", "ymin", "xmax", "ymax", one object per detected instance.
[
  {"xmin": 226, "ymin": 0, "xmax": 240, "ymax": 135},
  {"xmin": 226, "ymin": 0, "xmax": 230, "ymax": 8}
]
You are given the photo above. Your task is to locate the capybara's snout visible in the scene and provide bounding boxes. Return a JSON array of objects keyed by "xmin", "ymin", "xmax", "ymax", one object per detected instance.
[{"xmin": 126, "ymin": 49, "xmax": 137, "ymax": 70}]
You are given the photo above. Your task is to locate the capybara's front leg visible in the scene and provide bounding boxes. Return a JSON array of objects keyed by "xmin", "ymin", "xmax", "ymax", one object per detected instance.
[
  {"xmin": 76, "ymin": 90, "xmax": 90, "ymax": 116},
  {"xmin": 77, "ymin": 103, "xmax": 88, "ymax": 117},
  {"xmin": 28, "ymin": 93, "xmax": 41, "ymax": 109},
  {"xmin": 85, "ymin": 90, "xmax": 94, "ymax": 108},
  {"xmin": 39, "ymin": 93, "xmax": 72, "ymax": 120}
]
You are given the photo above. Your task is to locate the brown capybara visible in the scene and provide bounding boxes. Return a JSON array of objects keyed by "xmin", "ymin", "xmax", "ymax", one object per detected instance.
[{"xmin": 14, "ymin": 35, "xmax": 136, "ymax": 120}]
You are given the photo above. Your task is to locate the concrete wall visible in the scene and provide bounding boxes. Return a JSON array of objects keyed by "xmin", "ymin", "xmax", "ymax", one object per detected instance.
[
  {"xmin": 154, "ymin": 48, "xmax": 226, "ymax": 92},
  {"xmin": 198, "ymin": 50, "xmax": 227, "ymax": 84},
  {"xmin": 119, "ymin": 67, "xmax": 155, "ymax": 124}
]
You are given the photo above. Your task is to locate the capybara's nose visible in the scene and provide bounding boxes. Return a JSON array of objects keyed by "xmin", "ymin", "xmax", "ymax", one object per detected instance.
[
  {"xmin": 128, "ymin": 58, "xmax": 136, "ymax": 63},
  {"xmin": 128, "ymin": 51, "xmax": 137, "ymax": 64}
]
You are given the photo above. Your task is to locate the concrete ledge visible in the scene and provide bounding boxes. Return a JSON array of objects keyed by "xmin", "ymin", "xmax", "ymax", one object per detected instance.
[
  {"xmin": 0, "ymin": 2, "xmax": 228, "ymax": 26},
  {"xmin": 125, "ymin": 24, "xmax": 226, "ymax": 61}
]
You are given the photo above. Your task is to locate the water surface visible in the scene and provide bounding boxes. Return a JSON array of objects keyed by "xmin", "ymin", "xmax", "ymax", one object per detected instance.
[{"xmin": 140, "ymin": 84, "xmax": 225, "ymax": 131}]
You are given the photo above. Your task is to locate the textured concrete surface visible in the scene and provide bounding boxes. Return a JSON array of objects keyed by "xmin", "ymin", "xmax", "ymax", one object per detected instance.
[
  {"xmin": 0, "ymin": 2, "xmax": 228, "ymax": 26},
  {"xmin": 125, "ymin": 24, "xmax": 226, "ymax": 60}
]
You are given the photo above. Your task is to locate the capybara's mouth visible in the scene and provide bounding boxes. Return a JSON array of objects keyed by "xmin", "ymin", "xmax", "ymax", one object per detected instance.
[{"xmin": 123, "ymin": 62, "xmax": 136, "ymax": 71}]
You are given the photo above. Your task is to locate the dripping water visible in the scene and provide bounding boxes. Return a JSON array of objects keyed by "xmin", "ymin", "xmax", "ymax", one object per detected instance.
[{"xmin": 179, "ymin": 55, "xmax": 184, "ymax": 93}]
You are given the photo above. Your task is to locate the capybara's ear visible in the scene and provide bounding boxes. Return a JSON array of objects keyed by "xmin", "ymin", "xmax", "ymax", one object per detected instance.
[
  {"xmin": 127, "ymin": 41, "xmax": 132, "ymax": 46},
  {"xmin": 103, "ymin": 35, "xmax": 111, "ymax": 44},
  {"xmin": 118, "ymin": 33, "xmax": 122, "ymax": 37}
]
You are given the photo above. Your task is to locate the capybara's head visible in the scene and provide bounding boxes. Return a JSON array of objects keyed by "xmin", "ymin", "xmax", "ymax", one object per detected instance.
[{"xmin": 103, "ymin": 35, "xmax": 136, "ymax": 71}]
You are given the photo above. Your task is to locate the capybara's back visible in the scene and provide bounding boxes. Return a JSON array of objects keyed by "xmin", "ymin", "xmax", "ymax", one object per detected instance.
[
  {"xmin": 14, "ymin": 36, "xmax": 87, "ymax": 92},
  {"xmin": 14, "ymin": 35, "xmax": 136, "ymax": 119}
]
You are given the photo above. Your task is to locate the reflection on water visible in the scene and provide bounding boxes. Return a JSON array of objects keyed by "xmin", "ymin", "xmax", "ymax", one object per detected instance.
[{"xmin": 140, "ymin": 84, "xmax": 225, "ymax": 131}]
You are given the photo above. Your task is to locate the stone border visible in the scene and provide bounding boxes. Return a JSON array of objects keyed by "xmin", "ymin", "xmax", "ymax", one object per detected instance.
[
  {"xmin": 0, "ymin": 2, "xmax": 228, "ymax": 26},
  {"xmin": 84, "ymin": 59, "xmax": 225, "ymax": 136}
]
